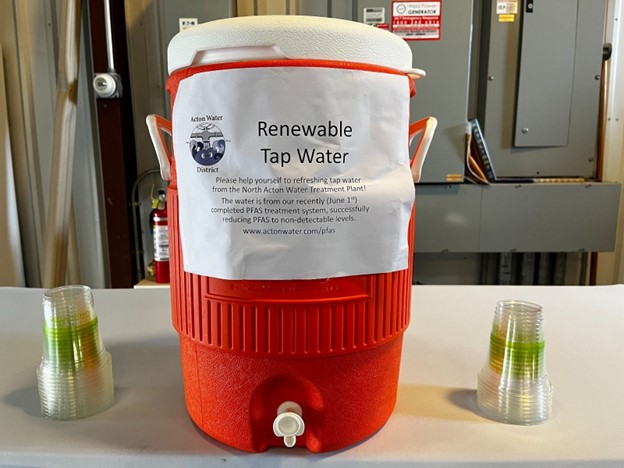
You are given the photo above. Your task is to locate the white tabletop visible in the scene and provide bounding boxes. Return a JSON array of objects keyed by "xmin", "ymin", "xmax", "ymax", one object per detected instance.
[{"xmin": 1, "ymin": 285, "xmax": 623, "ymax": 467}]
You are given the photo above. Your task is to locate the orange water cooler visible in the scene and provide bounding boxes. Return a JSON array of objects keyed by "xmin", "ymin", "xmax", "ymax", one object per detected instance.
[{"xmin": 147, "ymin": 15, "xmax": 436, "ymax": 453}]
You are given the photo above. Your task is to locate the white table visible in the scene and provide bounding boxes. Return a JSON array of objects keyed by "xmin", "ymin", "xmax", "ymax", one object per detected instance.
[{"xmin": 1, "ymin": 285, "xmax": 623, "ymax": 467}]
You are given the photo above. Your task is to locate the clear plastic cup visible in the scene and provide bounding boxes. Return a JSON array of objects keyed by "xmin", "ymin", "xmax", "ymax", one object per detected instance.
[
  {"xmin": 477, "ymin": 300, "xmax": 553, "ymax": 425},
  {"xmin": 37, "ymin": 285, "xmax": 114, "ymax": 419}
]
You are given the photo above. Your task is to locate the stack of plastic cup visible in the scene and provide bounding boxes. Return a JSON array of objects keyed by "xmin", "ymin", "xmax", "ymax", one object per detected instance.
[
  {"xmin": 477, "ymin": 300, "xmax": 553, "ymax": 425},
  {"xmin": 37, "ymin": 285, "xmax": 114, "ymax": 420}
]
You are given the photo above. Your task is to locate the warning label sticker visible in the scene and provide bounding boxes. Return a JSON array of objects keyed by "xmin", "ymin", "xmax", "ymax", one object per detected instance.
[
  {"xmin": 392, "ymin": 1, "xmax": 442, "ymax": 41},
  {"xmin": 173, "ymin": 67, "xmax": 414, "ymax": 280},
  {"xmin": 363, "ymin": 7, "xmax": 385, "ymax": 25},
  {"xmin": 496, "ymin": 0, "xmax": 518, "ymax": 22},
  {"xmin": 496, "ymin": 0, "xmax": 518, "ymax": 15}
]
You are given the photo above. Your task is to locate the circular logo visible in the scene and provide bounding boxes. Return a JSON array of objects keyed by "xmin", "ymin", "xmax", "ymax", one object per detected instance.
[
  {"xmin": 189, "ymin": 123, "xmax": 226, "ymax": 166},
  {"xmin": 396, "ymin": 3, "xmax": 407, "ymax": 14}
]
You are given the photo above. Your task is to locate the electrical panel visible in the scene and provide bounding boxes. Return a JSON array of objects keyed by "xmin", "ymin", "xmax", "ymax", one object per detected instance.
[{"xmin": 478, "ymin": 0, "xmax": 607, "ymax": 177}]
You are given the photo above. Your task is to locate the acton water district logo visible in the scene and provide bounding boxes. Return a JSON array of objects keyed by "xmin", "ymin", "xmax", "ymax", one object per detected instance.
[{"xmin": 189, "ymin": 122, "xmax": 226, "ymax": 166}]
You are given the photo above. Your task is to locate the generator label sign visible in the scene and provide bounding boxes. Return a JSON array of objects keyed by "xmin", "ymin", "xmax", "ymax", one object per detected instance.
[
  {"xmin": 392, "ymin": 1, "xmax": 442, "ymax": 40},
  {"xmin": 172, "ymin": 66, "xmax": 414, "ymax": 280}
]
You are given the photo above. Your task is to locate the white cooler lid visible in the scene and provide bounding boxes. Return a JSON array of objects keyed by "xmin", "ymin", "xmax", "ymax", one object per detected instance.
[{"xmin": 167, "ymin": 15, "xmax": 423, "ymax": 78}]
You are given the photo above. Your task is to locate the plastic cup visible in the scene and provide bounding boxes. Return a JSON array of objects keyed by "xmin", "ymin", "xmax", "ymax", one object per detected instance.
[
  {"xmin": 477, "ymin": 300, "xmax": 553, "ymax": 425},
  {"xmin": 37, "ymin": 285, "xmax": 114, "ymax": 420}
]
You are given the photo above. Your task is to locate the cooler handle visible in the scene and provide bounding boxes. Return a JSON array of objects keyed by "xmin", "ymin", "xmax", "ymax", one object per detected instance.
[
  {"xmin": 146, "ymin": 114, "xmax": 173, "ymax": 181},
  {"xmin": 409, "ymin": 116, "xmax": 437, "ymax": 183}
]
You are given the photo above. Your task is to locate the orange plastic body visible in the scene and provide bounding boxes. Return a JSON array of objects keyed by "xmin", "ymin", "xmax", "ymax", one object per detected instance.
[{"xmin": 167, "ymin": 60, "xmax": 415, "ymax": 452}]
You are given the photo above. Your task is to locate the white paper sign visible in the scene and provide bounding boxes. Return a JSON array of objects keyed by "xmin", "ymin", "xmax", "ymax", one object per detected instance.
[{"xmin": 172, "ymin": 66, "xmax": 414, "ymax": 280}]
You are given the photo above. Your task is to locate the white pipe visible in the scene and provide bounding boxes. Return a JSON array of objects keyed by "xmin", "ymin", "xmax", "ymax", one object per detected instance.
[{"xmin": 103, "ymin": 0, "xmax": 116, "ymax": 72}]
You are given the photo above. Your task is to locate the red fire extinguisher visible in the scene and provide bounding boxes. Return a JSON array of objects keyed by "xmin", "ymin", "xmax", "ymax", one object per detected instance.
[{"xmin": 151, "ymin": 188, "xmax": 170, "ymax": 283}]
